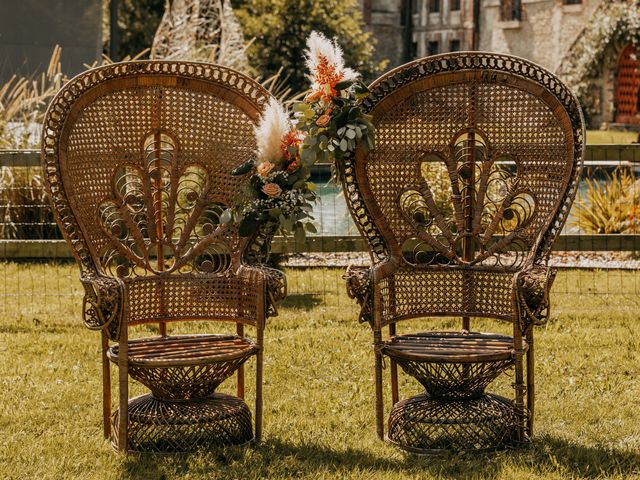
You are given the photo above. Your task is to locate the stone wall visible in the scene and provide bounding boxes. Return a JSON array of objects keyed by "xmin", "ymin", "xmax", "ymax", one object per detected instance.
[
  {"xmin": 478, "ymin": 0, "xmax": 599, "ymax": 73},
  {"xmin": 362, "ymin": 0, "xmax": 406, "ymax": 68},
  {"xmin": 412, "ymin": 0, "xmax": 475, "ymax": 55}
]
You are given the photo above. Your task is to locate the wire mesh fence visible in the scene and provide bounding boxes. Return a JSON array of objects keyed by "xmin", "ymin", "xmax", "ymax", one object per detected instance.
[{"xmin": 2, "ymin": 146, "xmax": 640, "ymax": 318}]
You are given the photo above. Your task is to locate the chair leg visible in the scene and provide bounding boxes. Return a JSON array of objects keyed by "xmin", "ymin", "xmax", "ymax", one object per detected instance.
[
  {"xmin": 117, "ymin": 330, "xmax": 129, "ymax": 452},
  {"xmin": 513, "ymin": 328, "xmax": 526, "ymax": 443},
  {"xmin": 389, "ymin": 323, "xmax": 398, "ymax": 405},
  {"xmin": 374, "ymin": 350, "xmax": 385, "ymax": 440},
  {"xmin": 526, "ymin": 329, "xmax": 535, "ymax": 437},
  {"xmin": 255, "ymin": 347, "xmax": 263, "ymax": 442},
  {"xmin": 237, "ymin": 323, "xmax": 245, "ymax": 399},
  {"xmin": 101, "ymin": 331, "xmax": 111, "ymax": 440}
]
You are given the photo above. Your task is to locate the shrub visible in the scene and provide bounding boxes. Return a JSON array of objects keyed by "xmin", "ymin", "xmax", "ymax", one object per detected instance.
[
  {"xmin": 571, "ymin": 167, "xmax": 640, "ymax": 234},
  {"xmin": 231, "ymin": 0, "xmax": 387, "ymax": 93}
]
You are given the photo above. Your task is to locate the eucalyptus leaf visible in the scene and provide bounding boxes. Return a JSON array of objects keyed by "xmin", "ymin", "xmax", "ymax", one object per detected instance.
[
  {"xmin": 220, "ymin": 208, "xmax": 233, "ymax": 224},
  {"xmin": 268, "ymin": 207, "xmax": 281, "ymax": 219},
  {"xmin": 294, "ymin": 226, "xmax": 306, "ymax": 243},
  {"xmin": 335, "ymin": 79, "xmax": 354, "ymax": 90},
  {"xmin": 231, "ymin": 159, "xmax": 254, "ymax": 176}
]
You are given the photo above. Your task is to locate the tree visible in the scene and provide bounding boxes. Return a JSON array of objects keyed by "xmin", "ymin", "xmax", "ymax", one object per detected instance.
[
  {"xmin": 102, "ymin": 0, "xmax": 165, "ymax": 59},
  {"xmin": 231, "ymin": 0, "xmax": 387, "ymax": 93}
]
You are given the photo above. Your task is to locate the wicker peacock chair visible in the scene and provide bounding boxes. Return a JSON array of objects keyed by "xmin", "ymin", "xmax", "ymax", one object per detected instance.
[
  {"xmin": 342, "ymin": 52, "xmax": 584, "ymax": 453},
  {"xmin": 41, "ymin": 61, "xmax": 286, "ymax": 453}
]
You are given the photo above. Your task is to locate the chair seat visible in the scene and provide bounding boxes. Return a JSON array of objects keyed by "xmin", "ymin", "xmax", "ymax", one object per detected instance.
[
  {"xmin": 109, "ymin": 334, "xmax": 258, "ymax": 366},
  {"xmin": 382, "ymin": 332, "xmax": 518, "ymax": 364},
  {"xmin": 382, "ymin": 332, "xmax": 523, "ymax": 399},
  {"xmin": 108, "ymin": 334, "xmax": 258, "ymax": 400}
]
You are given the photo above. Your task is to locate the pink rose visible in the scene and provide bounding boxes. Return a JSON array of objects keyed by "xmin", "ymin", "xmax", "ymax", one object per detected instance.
[
  {"xmin": 262, "ymin": 183, "xmax": 282, "ymax": 198},
  {"xmin": 257, "ymin": 161, "xmax": 275, "ymax": 177}
]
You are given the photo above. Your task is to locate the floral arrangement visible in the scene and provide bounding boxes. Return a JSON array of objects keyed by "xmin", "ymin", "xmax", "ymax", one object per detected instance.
[
  {"xmin": 225, "ymin": 31, "xmax": 374, "ymax": 238},
  {"xmin": 222, "ymin": 97, "xmax": 317, "ymax": 240},
  {"xmin": 294, "ymin": 31, "xmax": 374, "ymax": 177}
]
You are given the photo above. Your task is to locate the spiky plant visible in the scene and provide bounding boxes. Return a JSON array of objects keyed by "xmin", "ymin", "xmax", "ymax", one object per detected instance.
[{"xmin": 571, "ymin": 168, "xmax": 640, "ymax": 234}]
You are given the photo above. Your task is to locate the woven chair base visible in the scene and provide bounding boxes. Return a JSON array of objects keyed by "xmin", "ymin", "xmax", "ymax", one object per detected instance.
[
  {"xmin": 387, "ymin": 393, "xmax": 519, "ymax": 454},
  {"xmin": 111, "ymin": 393, "xmax": 253, "ymax": 453}
]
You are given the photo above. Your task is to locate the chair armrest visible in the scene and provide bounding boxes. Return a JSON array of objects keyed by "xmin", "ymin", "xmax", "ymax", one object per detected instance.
[
  {"xmin": 80, "ymin": 271, "xmax": 125, "ymax": 341},
  {"xmin": 515, "ymin": 265, "xmax": 557, "ymax": 330},
  {"xmin": 344, "ymin": 265, "xmax": 373, "ymax": 325},
  {"xmin": 237, "ymin": 264, "xmax": 287, "ymax": 318}
]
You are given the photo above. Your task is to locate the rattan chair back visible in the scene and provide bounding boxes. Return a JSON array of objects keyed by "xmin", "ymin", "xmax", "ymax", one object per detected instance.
[
  {"xmin": 42, "ymin": 61, "xmax": 270, "ymax": 327},
  {"xmin": 342, "ymin": 53, "xmax": 584, "ymax": 324}
]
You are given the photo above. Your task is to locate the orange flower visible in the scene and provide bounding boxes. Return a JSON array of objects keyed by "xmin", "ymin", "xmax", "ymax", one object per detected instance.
[
  {"xmin": 307, "ymin": 54, "xmax": 345, "ymax": 103},
  {"xmin": 281, "ymin": 129, "xmax": 304, "ymax": 161},
  {"xmin": 262, "ymin": 183, "xmax": 282, "ymax": 198},
  {"xmin": 315, "ymin": 55, "xmax": 343, "ymax": 92},
  {"xmin": 316, "ymin": 114, "xmax": 331, "ymax": 127},
  {"xmin": 305, "ymin": 90, "xmax": 324, "ymax": 103},
  {"xmin": 256, "ymin": 161, "xmax": 275, "ymax": 177},
  {"xmin": 286, "ymin": 157, "xmax": 301, "ymax": 173}
]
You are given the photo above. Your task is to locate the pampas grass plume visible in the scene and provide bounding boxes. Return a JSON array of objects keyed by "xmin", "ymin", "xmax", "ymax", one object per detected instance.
[{"xmin": 255, "ymin": 97, "xmax": 291, "ymax": 164}]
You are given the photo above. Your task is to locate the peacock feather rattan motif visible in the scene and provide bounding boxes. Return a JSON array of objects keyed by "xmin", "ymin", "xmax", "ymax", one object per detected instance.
[
  {"xmin": 341, "ymin": 52, "xmax": 585, "ymax": 454},
  {"xmin": 41, "ymin": 61, "xmax": 284, "ymax": 453}
]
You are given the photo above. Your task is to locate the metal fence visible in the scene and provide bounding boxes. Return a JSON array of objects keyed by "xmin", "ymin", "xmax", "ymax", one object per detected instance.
[{"xmin": 2, "ymin": 145, "xmax": 640, "ymax": 316}]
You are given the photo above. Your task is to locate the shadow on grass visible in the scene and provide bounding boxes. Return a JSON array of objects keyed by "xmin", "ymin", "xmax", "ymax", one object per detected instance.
[
  {"xmin": 279, "ymin": 293, "xmax": 323, "ymax": 310},
  {"xmin": 118, "ymin": 435, "xmax": 640, "ymax": 479}
]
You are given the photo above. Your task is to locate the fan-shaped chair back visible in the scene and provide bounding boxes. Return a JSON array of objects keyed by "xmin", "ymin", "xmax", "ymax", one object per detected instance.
[
  {"xmin": 342, "ymin": 53, "xmax": 584, "ymax": 323},
  {"xmin": 42, "ymin": 62, "xmax": 270, "ymax": 327}
]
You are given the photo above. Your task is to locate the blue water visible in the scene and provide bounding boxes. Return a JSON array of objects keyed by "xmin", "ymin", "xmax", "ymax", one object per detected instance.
[{"xmin": 310, "ymin": 166, "xmax": 630, "ymax": 236}]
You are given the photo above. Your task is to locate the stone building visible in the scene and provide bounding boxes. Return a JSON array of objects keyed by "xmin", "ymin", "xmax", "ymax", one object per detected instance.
[{"xmin": 361, "ymin": 0, "xmax": 640, "ymax": 128}]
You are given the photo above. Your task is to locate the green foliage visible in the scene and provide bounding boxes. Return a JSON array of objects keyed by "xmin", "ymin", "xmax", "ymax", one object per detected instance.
[
  {"xmin": 103, "ymin": 0, "xmax": 164, "ymax": 59},
  {"xmin": 560, "ymin": 1, "xmax": 640, "ymax": 122},
  {"xmin": 231, "ymin": 0, "xmax": 387, "ymax": 93},
  {"xmin": 294, "ymin": 79, "xmax": 374, "ymax": 179},
  {"xmin": 572, "ymin": 168, "xmax": 640, "ymax": 234}
]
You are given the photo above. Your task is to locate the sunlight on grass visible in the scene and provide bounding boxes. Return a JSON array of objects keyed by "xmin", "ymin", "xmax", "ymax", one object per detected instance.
[
  {"xmin": 0, "ymin": 263, "xmax": 639, "ymax": 479},
  {"xmin": 586, "ymin": 130, "xmax": 638, "ymax": 145}
]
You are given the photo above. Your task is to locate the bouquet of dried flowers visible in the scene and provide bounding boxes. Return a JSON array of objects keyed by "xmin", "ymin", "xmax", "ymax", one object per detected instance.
[
  {"xmin": 225, "ymin": 31, "xmax": 374, "ymax": 239},
  {"xmin": 294, "ymin": 31, "xmax": 374, "ymax": 179},
  {"xmin": 222, "ymin": 98, "xmax": 317, "ymax": 240}
]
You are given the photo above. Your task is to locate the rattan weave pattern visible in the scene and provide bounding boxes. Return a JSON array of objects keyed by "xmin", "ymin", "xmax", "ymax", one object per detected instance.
[
  {"xmin": 108, "ymin": 335, "xmax": 258, "ymax": 400},
  {"xmin": 387, "ymin": 393, "xmax": 518, "ymax": 453},
  {"xmin": 41, "ymin": 61, "xmax": 276, "ymax": 338},
  {"xmin": 41, "ymin": 61, "xmax": 279, "ymax": 452},
  {"xmin": 111, "ymin": 393, "xmax": 254, "ymax": 453},
  {"xmin": 340, "ymin": 52, "xmax": 584, "ymax": 451},
  {"xmin": 378, "ymin": 269, "xmax": 516, "ymax": 325},
  {"xmin": 383, "ymin": 332, "xmax": 518, "ymax": 399}
]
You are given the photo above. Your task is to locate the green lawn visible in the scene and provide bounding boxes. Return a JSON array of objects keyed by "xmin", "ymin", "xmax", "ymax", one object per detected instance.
[
  {"xmin": 586, "ymin": 130, "xmax": 638, "ymax": 144},
  {"xmin": 1, "ymin": 263, "xmax": 639, "ymax": 480}
]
